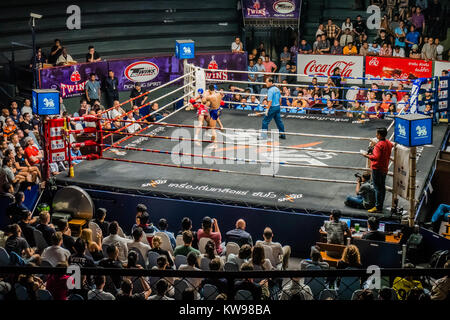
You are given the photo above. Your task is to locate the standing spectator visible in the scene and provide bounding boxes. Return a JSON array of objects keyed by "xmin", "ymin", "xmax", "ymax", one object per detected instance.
[
  {"xmin": 21, "ymin": 99, "xmax": 32, "ymax": 117},
  {"xmin": 331, "ymin": 40, "xmax": 343, "ymax": 55},
  {"xmin": 41, "ymin": 232, "xmax": 71, "ymax": 266},
  {"xmin": 386, "ymin": 0, "xmax": 396, "ymax": 20},
  {"xmin": 55, "ymin": 47, "xmax": 76, "ymax": 66},
  {"xmin": 394, "ymin": 21, "xmax": 407, "ymax": 49},
  {"xmin": 103, "ymin": 70, "xmax": 119, "ymax": 108},
  {"xmin": 341, "ymin": 17, "xmax": 353, "ymax": 33},
  {"xmin": 256, "ymin": 227, "xmax": 291, "ymax": 270},
  {"xmin": 354, "ymin": 16, "xmax": 367, "ymax": 37},
  {"xmin": 48, "ymin": 39, "xmax": 63, "ymax": 65},
  {"xmin": 197, "ymin": 216, "xmax": 222, "ymax": 255},
  {"xmin": 315, "ymin": 23, "xmax": 325, "ymax": 37},
  {"xmin": 279, "ymin": 46, "xmax": 291, "ymax": 67},
  {"xmin": 411, "ymin": 7, "xmax": 426, "ymax": 34},
  {"xmin": 248, "ymin": 59, "xmax": 258, "ymax": 94},
  {"xmin": 322, "ymin": 210, "xmax": 352, "ymax": 245},
  {"xmin": 85, "ymin": 73, "xmax": 101, "ymax": 105},
  {"xmin": 158, "ymin": 218, "xmax": 176, "ymax": 249},
  {"xmin": 231, "ymin": 37, "xmax": 244, "ymax": 53},
  {"xmin": 421, "ymin": 37, "xmax": 437, "ymax": 61},
  {"xmin": 129, "ymin": 83, "xmax": 148, "ymax": 117},
  {"xmin": 361, "ymin": 127, "xmax": 393, "ymax": 213},
  {"xmin": 325, "ymin": 19, "xmax": 341, "ymax": 42},
  {"xmin": 262, "ymin": 56, "xmax": 277, "ymax": 80},
  {"xmin": 435, "ymin": 38, "xmax": 444, "ymax": 60},
  {"xmin": 406, "ymin": 26, "xmax": 421, "ymax": 53},
  {"xmin": 85, "ymin": 45, "xmax": 101, "ymax": 62},
  {"xmin": 289, "ymin": 40, "xmax": 299, "ymax": 63},
  {"xmin": 254, "ymin": 57, "xmax": 266, "ymax": 94},
  {"xmin": 343, "ymin": 42, "xmax": 358, "ymax": 55},
  {"xmin": 225, "ymin": 219, "xmax": 253, "ymax": 247},
  {"xmin": 393, "ymin": 45, "xmax": 406, "ymax": 57},
  {"xmin": 102, "ymin": 221, "xmax": 131, "ymax": 263},
  {"xmin": 287, "ymin": 65, "xmax": 298, "ymax": 85},
  {"xmin": 398, "ymin": 0, "xmax": 409, "ymax": 20},
  {"xmin": 298, "ymin": 39, "xmax": 312, "ymax": 54},
  {"xmin": 340, "ymin": 28, "xmax": 353, "ymax": 47}
]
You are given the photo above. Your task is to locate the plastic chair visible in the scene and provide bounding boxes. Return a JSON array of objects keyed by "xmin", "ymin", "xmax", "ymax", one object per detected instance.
[
  {"xmin": 173, "ymin": 279, "xmax": 189, "ymax": 300},
  {"xmin": 33, "ymin": 229, "xmax": 49, "ymax": 253},
  {"xmin": 155, "ymin": 232, "xmax": 174, "ymax": 254},
  {"xmin": 36, "ymin": 289, "xmax": 53, "ymax": 300},
  {"xmin": 224, "ymin": 261, "xmax": 239, "ymax": 272},
  {"xmin": 0, "ymin": 248, "xmax": 10, "ymax": 266},
  {"xmin": 235, "ymin": 290, "xmax": 253, "ymax": 300},
  {"xmin": 225, "ymin": 242, "xmax": 240, "ymax": 258},
  {"xmin": 147, "ymin": 251, "xmax": 160, "ymax": 269},
  {"xmin": 200, "ymin": 257, "xmax": 210, "ymax": 271},
  {"xmin": 175, "ymin": 234, "xmax": 184, "ymax": 247},
  {"xmin": 198, "ymin": 237, "xmax": 213, "ymax": 254},
  {"xmin": 174, "ymin": 255, "xmax": 187, "ymax": 269},
  {"xmin": 203, "ymin": 284, "xmax": 219, "ymax": 300}
]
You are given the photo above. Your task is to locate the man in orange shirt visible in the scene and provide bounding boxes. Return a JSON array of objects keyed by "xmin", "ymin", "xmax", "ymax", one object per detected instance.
[
  {"xmin": 380, "ymin": 92, "xmax": 394, "ymax": 112},
  {"xmin": 343, "ymin": 42, "xmax": 358, "ymax": 55},
  {"xmin": 3, "ymin": 117, "xmax": 17, "ymax": 140},
  {"xmin": 24, "ymin": 137, "xmax": 43, "ymax": 166}
]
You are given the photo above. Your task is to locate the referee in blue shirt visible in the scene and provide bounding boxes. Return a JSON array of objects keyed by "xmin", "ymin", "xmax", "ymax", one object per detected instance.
[{"xmin": 259, "ymin": 77, "xmax": 286, "ymax": 140}]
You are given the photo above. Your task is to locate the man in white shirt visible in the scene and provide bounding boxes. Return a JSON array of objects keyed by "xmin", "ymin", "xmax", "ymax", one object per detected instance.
[
  {"xmin": 396, "ymin": 94, "xmax": 410, "ymax": 113},
  {"xmin": 102, "ymin": 221, "xmax": 132, "ymax": 263},
  {"xmin": 178, "ymin": 251, "xmax": 202, "ymax": 290},
  {"xmin": 21, "ymin": 99, "xmax": 33, "ymax": 116},
  {"xmin": 393, "ymin": 46, "xmax": 406, "ymax": 57},
  {"xmin": 127, "ymin": 227, "xmax": 151, "ymax": 259},
  {"xmin": 126, "ymin": 112, "xmax": 141, "ymax": 134},
  {"xmin": 55, "ymin": 47, "xmax": 76, "ymax": 66},
  {"xmin": 88, "ymin": 275, "xmax": 116, "ymax": 300},
  {"xmin": 255, "ymin": 227, "xmax": 291, "ymax": 270},
  {"xmin": 41, "ymin": 232, "xmax": 70, "ymax": 266},
  {"xmin": 231, "ymin": 37, "xmax": 244, "ymax": 53}
]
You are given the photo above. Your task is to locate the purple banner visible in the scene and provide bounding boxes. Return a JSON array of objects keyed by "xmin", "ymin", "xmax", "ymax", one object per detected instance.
[
  {"xmin": 242, "ymin": 0, "xmax": 300, "ymax": 19},
  {"xmin": 40, "ymin": 52, "xmax": 248, "ymax": 95},
  {"xmin": 39, "ymin": 61, "xmax": 108, "ymax": 98}
]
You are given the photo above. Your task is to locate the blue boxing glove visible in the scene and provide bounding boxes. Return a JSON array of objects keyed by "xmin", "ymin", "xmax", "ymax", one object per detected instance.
[
  {"xmin": 198, "ymin": 88, "xmax": 204, "ymax": 95},
  {"xmin": 214, "ymin": 85, "xmax": 218, "ymax": 91}
]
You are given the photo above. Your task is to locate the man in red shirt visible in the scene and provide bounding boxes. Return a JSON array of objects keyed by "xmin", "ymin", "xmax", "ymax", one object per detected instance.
[
  {"xmin": 24, "ymin": 137, "xmax": 43, "ymax": 166},
  {"xmin": 197, "ymin": 216, "xmax": 222, "ymax": 255},
  {"xmin": 361, "ymin": 127, "xmax": 393, "ymax": 213}
]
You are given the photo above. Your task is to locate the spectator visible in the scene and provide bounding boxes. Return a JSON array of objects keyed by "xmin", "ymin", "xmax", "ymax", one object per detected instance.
[
  {"xmin": 394, "ymin": 21, "xmax": 407, "ymax": 49},
  {"xmin": 362, "ymin": 217, "xmax": 386, "ymax": 241},
  {"xmin": 55, "ymin": 47, "xmax": 76, "ymax": 66},
  {"xmin": 174, "ymin": 230, "xmax": 201, "ymax": 257},
  {"xmin": 289, "ymin": 40, "xmax": 299, "ymax": 63},
  {"xmin": 342, "ymin": 17, "xmax": 353, "ymax": 33},
  {"xmin": 411, "ymin": 7, "xmax": 425, "ymax": 34},
  {"xmin": 398, "ymin": 0, "xmax": 409, "ymax": 20},
  {"xmin": 85, "ymin": 73, "xmax": 101, "ymax": 105},
  {"xmin": 129, "ymin": 82, "xmax": 148, "ymax": 115},
  {"xmin": 24, "ymin": 136, "xmax": 43, "ymax": 166},
  {"xmin": 314, "ymin": 34, "xmax": 331, "ymax": 54},
  {"xmin": 379, "ymin": 43, "xmax": 393, "ymax": 56},
  {"xmin": 85, "ymin": 45, "xmax": 101, "ymax": 62},
  {"xmin": 157, "ymin": 218, "xmax": 176, "ymax": 249},
  {"xmin": 149, "ymin": 279, "xmax": 174, "ymax": 300},
  {"xmin": 421, "ymin": 37, "xmax": 437, "ymax": 61},
  {"xmin": 409, "ymin": 44, "xmax": 421, "ymax": 58},
  {"xmin": 254, "ymin": 57, "xmax": 265, "ymax": 93},
  {"xmin": 359, "ymin": 42, "xmax": 370, "ymax": 56},
  {"xmin": 36, "ymin": 211, "xmax": 55, "ymax": 245},
  {"xmin": 343, "ymin": 42, "xmax": 358, "ymax": 55},
  {"xmin": 435, "ymin": 38, "xmax": 444, "ymax": 60},
  {"xmin": 200, "ymin": 258, "xmax": 227, "ymax": 294},
  {"xmin": 197, "ymin": 216, "xmax": 222, "ymax": 255},
  {"xmin": 256, "ymin": 227, "xmax": 291, "ymax": 270},
  {"xmin": 298, "ymin": 39, "xmax": 312, "ymax": 54},
  {"xmin": 227, "ymin": 244, "xmax": 252, "ymax": 269},
  {"xmin": 88, "ymin": 275, "xmax": 116, "ymax": 300},
  {"xmin": 368, "ymin": 43, "xmax": 381, "ymax": 56},
  {"xmin": 247, "ymin": 59, "xmax": 258, "ymax": 94},
  {"xmin": 300, "ymin": 246, "xmax": 330, "ymax": 270},
  {"xmin": 149, "ymin": 235, "xmax": 174, "ymax": 268},
  {"xmin": 231, "ymin": 37, "xmax": 244, "ymax": 53},
  {"xmin": 406, "ymin": 26, "xmax": 421, "ymax": 53},
  {"xmin": 103, "ymin": 70, "xmax": 119, "ymax": 108},
  {"xmin": 2, "ymin": 157, "xmax": 25, "ymax": 186},
  {"xmin": 98, "ymin": 244, "xmax": 123, "ymax": 293},
  {"xmin": 353, "ymin": 16, "xmax": 367, "ymax": 37},
  {"xmin": 103, "ymin": 221, "xmax": 131, "ymax": 263},
  {"xmin": 70, "ymin": 145, "xmax": 82, "ymax": 165},
  {"xmin": 68, "ymin": 238, "xmax": 96, "ymax": 267},
  {"xmin": 134, "ymin": 211, "xmax": 159, "ymax": 242},
  {"xmin": 225, "ymin": 218, "xmax": 253, "ymax": 247},
  {"xmin": 262, "ymin": 56, "xmax": 277, "ymax": 80},
  {"xmin": 93, "ymin": 207, "xmax": 110, "ymax": 237},
  {"xmin": 430, "ymin": 260, "xmax": 450, "ymax": 300},
  {"xmin": 331, "ymin": 40, "xmax": 343, "ymax": 55},
  {"xmin": 375, "ymin": 30, "xmax": 393, "ymax": 47},
  {"xmin": 177, "ymin": 217, "xmax": 198, "ymax": 249},
  {"xmin": 127, "ymin": 227, "xmax": 151, "ymax": 262},
  {"xmin": 41, "ymin": 232, "xmax": 70, "ymax": 266},
  {"xmin": 393, "ymin": 263, "xmax": 424, "ymax": 300},
  {"xmin": 340, "ymin": 28, "xmax": 353, "ymax": 47},
  {"xmin": 45, "ymin": 261, "xmax": 70, "ymax": 300},
  {"xmin": 397, "ymin": 93, "xmax": 411, "ymax": 113},
  {"xmin": 179, "ymin": 251, "xmax": 202, "ymax": 290},
  {"xmin": 57, "ymin": 220, "xmax": 75, "ymax": 254},
  {"xmin": 48, "ymin": 39, "xmax": 63, "ymax": 65},
  {"xmin": 233, "ymin": 263, "xmax": 263, "ymax": 300},
  {"xmin": 393, "ymin": 46, "xmax": 406, "ymax": 57},
  {"xmin": 279, "ymin": 46, "xmax": 291, "ymax": 67},
  {"xmin": 4, "ymin": 224, "xmax": 38, "ymax": 261},
  {"xmin": 337, "ymin": 244, "xmax": 362, "ymax": 269},
  {"xmin": 3, "ymin": 117, "xmax": 17, "ymax": 140},
  {"xmin": 315, "ymin": 23, "xmax": 325, "ymax": 37},
  {"xmin": 325, "ymin": 19, "xmax": 341, "ymax": 42},
  {"xmin": 322, "ymin": 210, "xmax": 352, "ymax": 245},
  {"xmin": 345, "ymin": 172, "xmax": 376, "ymax": 210},
  {"xmin": 279, "ymin": 276, "xmax": 314, "ymax": 300}
]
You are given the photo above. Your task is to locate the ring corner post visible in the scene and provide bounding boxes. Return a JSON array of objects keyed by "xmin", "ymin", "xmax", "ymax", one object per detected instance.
[{"xmin": 408, "ymin": 146, "xmax": 417, "ymax": 228}]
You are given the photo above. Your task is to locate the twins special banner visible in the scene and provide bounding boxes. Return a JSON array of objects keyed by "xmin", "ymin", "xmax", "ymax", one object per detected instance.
[
  {"xmin": 39, "ymin": 52, "xmax": 248, "ymax": 97},
  {"xmin": 242, "ymin": 0, "xmax": 300, "ymax": 19},
  {"xmin": 365, "ymin": 56, "xmax": 433, "ymax": 85},
  {"xmin": 296, "ymin": 54, "xmax": 364, "ymax": 84}
]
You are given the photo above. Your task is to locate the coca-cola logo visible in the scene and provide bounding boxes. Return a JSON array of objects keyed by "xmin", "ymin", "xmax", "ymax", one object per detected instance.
[
  {"xmin": 369, "ymin": 58, "xmax": 379, "ymax": 66},
  {"xmin": 273, "ymin": 1, "xmax": 295, "ymax": 14},
  {"xmin": 70, "ymin": 71, "xmax": 81, "ymax": 82},
  {"xmin": 124, "ymin": 61, "xmax": 159, "ymax": 83},
  {"xmin": 303, "ymin": 60, "xmax": 355, "ymax": 78}
]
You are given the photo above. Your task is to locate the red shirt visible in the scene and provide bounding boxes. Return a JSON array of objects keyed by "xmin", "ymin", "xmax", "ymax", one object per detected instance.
[
  {"xmin": 369, "ymin": 139, "xmax": 393, "ymax": 173},
  {"xmin": 197, "ymin": 229, "xmax": 222, "ymax": 255},
  {"xmin": 25, "ymin": 145, "xmax": 40, "ymax": 165}
]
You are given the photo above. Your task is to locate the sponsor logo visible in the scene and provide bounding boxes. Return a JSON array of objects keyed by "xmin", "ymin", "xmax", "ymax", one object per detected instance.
[
  {"xmin": 43, "ymin": 97, "xmax": 55, "ymax": 108},
  {"xmin": 368, "ymin": 57, "xmax": 379, "ymax": 66},
  {"xmin": 60, "ymin": 81, "xmax": 88, "ymax": 97},
  {"xmin": 303, "ymin": 60, "xmax": 356, "ymax": 78},
  {"xmin": 183, "ymin": 46, "xmax": 191, "ymax": 55},
  {"xmin": 398, "ymin": 124, "xmax": 406, "ymax": 137},
  {"xmin": 70, "ymin": 70, "xmax": 81, "ymax": 82},
  {"xmin": 124, "ymin": 61, "xmax": 159, "ymax": 83},
  {"xmin": 206, "ymin": 56, "xmax": 228, "ymax": 81},
  {"xmin": 416, "ymin": 125, "xmax": 427, "ymax": 137},
  {"xmin": 273, "ymin": 0, "xmax": 295, "ymax": 14},
  {"xmin": 247, "ymin": 1, "xmax": 267, "ymax": 16}
]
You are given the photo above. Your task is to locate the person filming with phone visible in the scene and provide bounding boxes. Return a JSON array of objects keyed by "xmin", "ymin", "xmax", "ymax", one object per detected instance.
[{"xmin": 344, "ymin": 172, "xmax": 376, "ymax": 210}]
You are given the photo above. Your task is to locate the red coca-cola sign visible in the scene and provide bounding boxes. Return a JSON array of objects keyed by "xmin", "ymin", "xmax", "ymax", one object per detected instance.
[{"xmin": 304, "ymin": 60, "xmax": 355, "ymax": 77}]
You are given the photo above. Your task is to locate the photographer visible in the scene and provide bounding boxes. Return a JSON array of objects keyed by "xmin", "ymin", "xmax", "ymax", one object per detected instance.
[
  {"xmin": 344, "ymin": 172, "xmax": 375, "ymax": 210},
  {"xmin": 361, "ymin": 127, "xmax": 393, "ymax": 213}
]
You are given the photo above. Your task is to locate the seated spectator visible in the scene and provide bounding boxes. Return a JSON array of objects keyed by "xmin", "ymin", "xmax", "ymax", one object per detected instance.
[
  {"xmin": 197, "ymin": 216, "xmax": 222, "ymax": 255},
  {"xmin": 116, "ymin": 278, "xmax": 151, "ymax": 301},
  {"xmin": 41, "ymin": 232, "xmax": 70, "ymax": 266},
  {"xmin": 55, "ymin": 47, "xmax": 76, "ymax": 66},
  {"xmin": 322, "ymin": 99, "xmax": 336, "ymax": 115},
  {"xmin": 200, "ymin": 240, "xmax": 222, "ymax": 269},
  {"xmin": 69, "ymin": 238, "xmax": 96, "ymax": 268},
  {"xmin": 393, "ymin": 46, "xmax": 406, "ymax": 57},
  {"xmin": 21, "ymin": 99, "xmax": 32, "ymax": 116},
  {"xmin": 337, "ymin": 244, "xmax": 362, "ymax": 269},
  {"xmin": 345, "ymin": 172, "xmax": 376, "ymax": 210},
  {"xmin": 231, "ymin": 37, "xmax": 244, "ymax": 53},
  {"xmin": 93, "ymin": 207, "xmax": 110, "ymax": 237},
  {"xmin": 98, "ymin": 244, "xmax": 123, "ymax": 293},
  {"xmin": 253, "ymin": 227, "xmax": 291, "ymax": 270},
  {"xmin": 85, "ymin": 45, "xmax": 101, "ymax": 62},
  {"xmin": 368, "ymin": 43, "xmax": 380, "ymax": 56},
  {"xmin": 200, "ymin": 258, "xmax": 227, "ymax": 294},
  {"xmin": 128, "ymin": 227, "xmax": 151, "ymax": 262},
  {"xmin": 177, "ymin": 217, "xmax": 198, "ymax": 249},
  {"xmin": 300, "ymin": 246, "xmax": 330, "ymax": 270},
  {"xmin": 80, "ymin": 228, "xmax": 103, "ymax": 261},
  {"xmin": 88, "ymin": 275, "xmax": 116, "ymax": 300},
  {"xmin": 45, "ymin": 261, "xmax": 70, "ymax": 300},
  {"xmin": 362, "ymin": 217, "xmax": 386, "ymax": 241},
  {"xmin": 298, "ymin": 39, "xmax": 312, "ymax": 54},
  {"xmin": 150, "ymin": 235, "xmax": 174, "ymax": 268},
  {"xmin": 6, "ymin": 191, "xmax": 33, "ymax": 224},
  {"xmin": 379, "ymin": 43, "xmax": 393, "ymax": 56},
  {"xmin": 158, "ymin": 218, "xmax": 176, "ymax": 249},
  {"xmin": 234, "ymin": 262, "xmax": 263, "ymax": 300},
  {"xmin": 36, "ymin": 211, "xmax": 56, "ymax": 245},
  {"xmin": 4, "ymin": 223, "xmax": 38, "ymax": 261},
  {"xmin": 133, "ymin": 211, "xmax": 159, "ymax": 244},
  {"xmin": 430, "ymin": 260, "xmax": 450, "ymax": 300},
  {"xmin": 375, "ymin": 30, "xmax": 393, "ymax": 47},
  {"xmin": 225, "ymin": 219, "xmax": 253, "ymax": 247},
  {"xmin": 179, "ymin": 251, "xmax": 202, "ymax": 292},
  {"xmin": 103, "ymin": 221, "xmax": 130, "ymax": 263},
  {"xmin": 149, "ymin": 279, "xmax": 174, "ymax": 300},
  {"xmin": 262, "ymin": 56, "xmax": 277, "ymax": 80},
  {"xmin": 286, "ymin": 64, "xmax": 297, "ymax": 85},
  {"xmin": 174, "ymin": 230, "xmax": 201, "ymax": 257},
  {"xmin": 227, "ymin": 244, "xmax": 252, "ymax": 269},
  {"xmin": 330, "ymin": 40, "xmax": 343, "ymax": 55},
  {"xmin": 15, "ymin": 146, "xmax": 41, "ymax": 182},
  {"xmin": 24, "ymin": 137, "xmax": 43, "ymax": 166},
  {"xmin": 249, "ymin": 244, "xmax": 273, "ymax": 270},
  {"xmin": 322, "ymin": 210, "xmax": 352, "ymax": 245},
  {"xmin": 70, "ymin": 145, "xmax": 82, "ymax": 165},
  {"xmin": 359, "ymin": 42, "xmax": 370, "ymax": 56},
  {"xmin": 343, "ymin": 42, "xmax": 358, "ymax": 55},
  {"xmin": 314, "ymin": 34, "xmax": 330, "ymax": 54},
  {"xmin": 279, "ymin": 277, "xmax": 314, "ymax": 300},
  {"xmin": 17, "ymin": 211, "xmax": 36, "ymax": 248},
  {"xmin": 396, "ymin": 94, "xmax": 410, "ymax": 113},
  {"xmin": 393, "ymin": 263, "xmax": 424, "ymax": 300}
]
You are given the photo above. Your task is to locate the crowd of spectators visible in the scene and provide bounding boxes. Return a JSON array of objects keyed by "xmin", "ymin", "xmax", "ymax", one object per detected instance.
[{"xmin": 0, "ymin": 202, "xmax": 448, "ymax": 301}]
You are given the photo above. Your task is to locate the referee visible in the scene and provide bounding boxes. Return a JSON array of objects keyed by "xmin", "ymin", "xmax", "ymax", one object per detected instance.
[{"xmin": 259, "ymin": 77, "xmax": 286, "ymax": 140}]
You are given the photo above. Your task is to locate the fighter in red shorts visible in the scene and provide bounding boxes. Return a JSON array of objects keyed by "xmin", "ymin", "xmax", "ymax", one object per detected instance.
[{"xmin": 189, "ymin": 88, "xmax": 210, "ymax": 146}]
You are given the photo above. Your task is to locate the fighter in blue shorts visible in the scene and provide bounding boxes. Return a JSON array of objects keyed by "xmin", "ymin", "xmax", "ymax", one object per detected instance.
[{"xmin": 203, "ymin": 84, "xmax": 224, "ymax": 147}]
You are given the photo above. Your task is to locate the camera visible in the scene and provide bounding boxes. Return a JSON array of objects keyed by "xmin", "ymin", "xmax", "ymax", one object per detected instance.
[
  {"xmin": 30, "ymin": 12, "xmax": 43, "ymax": 19},
  {"xmin": 367, "ymin": 145, "xmax": 374, "ymax": 154}
]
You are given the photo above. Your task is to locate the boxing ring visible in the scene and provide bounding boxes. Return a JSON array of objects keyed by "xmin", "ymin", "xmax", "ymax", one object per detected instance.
[{"xmin": 51, "ymin": 65, "xmax": 449, "ymax": 221}]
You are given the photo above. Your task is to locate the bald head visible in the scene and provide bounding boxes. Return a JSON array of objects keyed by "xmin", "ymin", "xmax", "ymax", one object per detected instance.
[{"xmin": 236, "ymin": 219, "xmax": 246, "ymax": 230}]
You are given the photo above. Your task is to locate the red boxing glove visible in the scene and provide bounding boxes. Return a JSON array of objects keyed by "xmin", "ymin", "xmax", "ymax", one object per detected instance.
[
  {"xmin": 220, "ymin": 101, "xmax": 225, "ymax": 106},
  {"xmin": 189, "ymin": 98, "xmax": 196, "ymax": 105}
]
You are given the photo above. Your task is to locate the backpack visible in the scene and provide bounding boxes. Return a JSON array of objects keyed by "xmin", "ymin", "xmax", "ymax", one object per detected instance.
[{"xmin": 429, "ymin": 250, "xmax": 449, "ymax": 269}]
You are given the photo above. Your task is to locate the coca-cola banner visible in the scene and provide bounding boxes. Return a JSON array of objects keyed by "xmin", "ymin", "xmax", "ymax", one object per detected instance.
[
  {"xmin": 40, "ymin": 52, "xmax": 248, "ymax": 96},
  {"xmin": 365, "ymin": 56, "xmax": 433, "ymax": 85},
  {"xmin": 242, "ymin": 0, "xmax": 301, "ymax": 19},
  {"xmin": 433, "ymin": 61, "xmax": 450, "ymax": 77},
  {"xmin": 296, "ymin": 54, "xmax": 364, "ymax": 84}
]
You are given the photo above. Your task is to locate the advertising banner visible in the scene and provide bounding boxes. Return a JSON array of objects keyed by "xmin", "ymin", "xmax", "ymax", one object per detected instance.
[
  {"xmin": 437, "ymin": 76, "xmax": 449, "ymax": 115},
  {"xmin": 365, "ymin": 56, "xmax": 432, "ymax": 85},
  {"xmin": 242, "ymin": 0, "xmax": 300, "ymax": 19},
  {"xmin": 433, "ymin": 60, "xmax": 450, "ymax": 77},
  {"xmin": 46, "ymin": 118, "xmax": 67, "ymax": 163},
  {"xmin": 296, "ymin": 54, "xmax": 364, "ymax": 84},
  {"xmin": 40, "ymin": 52, "xmax": 248, "ymax": 96}
]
